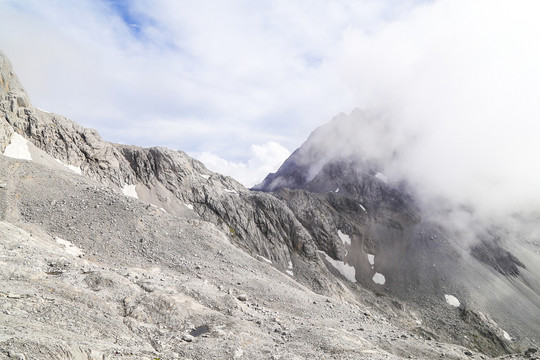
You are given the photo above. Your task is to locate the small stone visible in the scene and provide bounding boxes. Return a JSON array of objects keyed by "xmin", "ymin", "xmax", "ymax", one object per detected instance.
[
  {"xmin": 464, "ymin": 350, "xmax": 473, "ymax": 356},
  {"xmin": 182, "ymin": 334, "xmax": 195, "ymax": 342},
  {"xmin": 0, "ymin": 183, "xmax": 6, "ymax": 189},
  {"xmin": 8, "ymin": 353, "xmax": 25, "ymax": 360},
  {"xmin": 237, "ymin": 294, "xmax": 248, "ymax": 301}
]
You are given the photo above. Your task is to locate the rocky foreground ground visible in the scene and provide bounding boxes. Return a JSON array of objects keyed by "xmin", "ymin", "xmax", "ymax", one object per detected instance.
[{"xmin": 0, "ymin": 152, "xmax": 536, "ymax": 360}]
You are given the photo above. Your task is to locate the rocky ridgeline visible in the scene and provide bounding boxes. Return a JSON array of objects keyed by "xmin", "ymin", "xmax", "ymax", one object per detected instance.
[
  {"xmin": 1, "ymin": 49, "xmax": 539, "ymax": 359},
  {"xmin": 255, "ymin": 109, "xmax": 540, "ymax": 353},
  {"xmin": 0, "ymin": 50, "xmax": 345, "ymax": 297}
]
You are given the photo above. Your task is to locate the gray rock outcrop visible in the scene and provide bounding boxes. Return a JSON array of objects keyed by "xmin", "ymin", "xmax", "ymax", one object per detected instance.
[
  {"xmin": 0, "ymin": 50, "xmax": 342, "ymax": 297},
  {"xmin": 1, "ymin": 49, "xmax": 538, "ymax": 359},
  {"xmin": 255, "ymin": 108, "xmax": 540, "ymax": 355}
]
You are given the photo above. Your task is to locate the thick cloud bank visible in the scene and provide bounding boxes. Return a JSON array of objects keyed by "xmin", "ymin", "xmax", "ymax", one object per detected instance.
[{"xmin": 333, "ymin": 0, "xmax": 540, "ymax": 217}]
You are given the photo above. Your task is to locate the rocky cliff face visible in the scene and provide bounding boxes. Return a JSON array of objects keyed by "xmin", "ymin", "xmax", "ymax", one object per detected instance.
[
  {"xmin": 0, "ymin": 50, "xmax": 343, "ymax": 297},
  {"xmin": 1, "ymin": 49, "xmax": 538, "ymax": 359},
  {"xmin": 255, "ymin": 108, "xmax": 540, "ymax": 355}
]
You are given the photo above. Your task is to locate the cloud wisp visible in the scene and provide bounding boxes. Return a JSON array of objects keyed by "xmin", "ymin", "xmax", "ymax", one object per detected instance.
[{"xmin": 194, "ymin": 142, "xmax": 291, "ymax": 188}]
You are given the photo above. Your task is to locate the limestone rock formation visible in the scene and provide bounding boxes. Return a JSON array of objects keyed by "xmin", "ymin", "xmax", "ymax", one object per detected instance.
[
  {"xmin": 1, "ymin": 49, "xmax": 538, "ymax": 359},
  {"xmin": 0, "ymin": 50, "xmax": 338, "ymax": 297}
]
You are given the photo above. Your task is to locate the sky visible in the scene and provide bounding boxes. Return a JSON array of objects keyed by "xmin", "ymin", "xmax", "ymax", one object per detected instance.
[{"xmin": 1, "ymin": 0, "xmax": 540, "ymax": 193}]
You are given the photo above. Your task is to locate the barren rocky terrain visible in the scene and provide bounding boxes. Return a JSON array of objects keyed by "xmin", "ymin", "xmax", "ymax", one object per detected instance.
[{"xmin": 1, "ymin": 50, "xmax": 538, "ymax": 359}]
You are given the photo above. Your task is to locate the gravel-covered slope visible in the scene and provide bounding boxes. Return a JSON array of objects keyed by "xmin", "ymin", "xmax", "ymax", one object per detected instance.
[
  {"xmin": 1, "ymin": 49, "xmax": 538, "ymax": 359},
  {"xmin": 0, "ymin": 49, "xmax": 339, "ymax": 296},
  {"xmin": 0, "ymin": 154, "xmax": 506, "ymax": 360}
]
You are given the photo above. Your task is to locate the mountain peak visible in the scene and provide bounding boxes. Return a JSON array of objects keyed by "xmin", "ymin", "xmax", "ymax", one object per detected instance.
[
  {"xmin": 0, "ymin": 50, "xmax": 28, "ymax": 103},
  {"xmin": 1, "ymin": 49, "xmax": 538, "ymax": 359}
]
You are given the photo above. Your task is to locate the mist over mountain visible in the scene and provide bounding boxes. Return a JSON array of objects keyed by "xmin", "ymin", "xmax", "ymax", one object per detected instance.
[
  {"xmin": 1, "ymin": 46, "xmax": 539, "ymax": 360},
  {"xmin": 256, "ymin": 108, "xmax": 540, "ymax": 352}
]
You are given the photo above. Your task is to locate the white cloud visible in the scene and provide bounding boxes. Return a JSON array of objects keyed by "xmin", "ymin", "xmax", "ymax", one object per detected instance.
[
  {"xmin": 1, "ymin": 0, "xmax": 540, "ymax": 207},
  {"xmin": 333, "ymin": 0, "xmax": 540, "ymax": 215},
  {"xmin": 194, "ymin": 142, "xmax": 291, "ymax": 188},
  {"xmin": 0, "ymin": 0, "xmax": 417, "ymax": 170}
]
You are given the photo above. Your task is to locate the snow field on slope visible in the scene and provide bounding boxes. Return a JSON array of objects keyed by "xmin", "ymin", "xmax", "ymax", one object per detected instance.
[
  {"xmin": 337, "ymin": 230, "xmax": 351, "ymax": 245},
  {"xmin": 318, "ymin": 250, "xmax": 356, "ymax": 282},
  {"xmin": 55, "ymin": 159, "xmax": 82, "ymax": 175},
  {"xmin": 122, "ymin": 184, "xmax": 139, "ymax": 199},
  {"xmin": 3, "ymin": 133, "xmax": 32, "ymax": 161}
]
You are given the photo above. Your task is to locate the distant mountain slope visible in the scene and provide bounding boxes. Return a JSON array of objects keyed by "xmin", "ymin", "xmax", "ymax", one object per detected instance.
[{"xmin": 255, "ymin": 108, "xmax": 540, "ymax": 354}]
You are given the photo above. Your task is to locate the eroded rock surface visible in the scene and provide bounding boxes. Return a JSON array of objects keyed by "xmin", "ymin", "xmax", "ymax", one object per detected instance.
[{"xmin": 1, "ymin": 49, "xmax": 538, "ymax": 359}]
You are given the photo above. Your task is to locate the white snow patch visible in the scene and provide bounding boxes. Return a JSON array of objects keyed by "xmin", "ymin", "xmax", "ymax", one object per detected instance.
[
  {"xmin": 185, "ymin": 203, "xmax": 194, "ymax": 210},
  {"xmin": 337, "ymin": 230, "xmax": 351, "ymax": 245},
  {"xmin": 359, "ymin": 203, "xmax": 366, "ymax": 212},
  {"xmin": 375, "ymin": 172, "xmax": 388, "ymax": 183},
  {"xmin": 55, "ymin": 237, "xmax": 84, "ymax": 257},
  {"xmin": 444, "ymin": 294, "xmax": 460, "ymax": 307},
  {"xmin": 257, "ymin": 255, "xmax": 272, "ymax": 264},
  {"xmin": 367, "ymin": 254, "xmax": 375, "ymax": 266},
  {"xmin": 3, "ymin": 133, "xmax": 32, "ymax": 161},
  {"xmin": 37, "ymin": 107, "xmax": 51, "ymax": 113},
  {"xmin": 286, "ymin": 261, "xmax": 293, "ymax": 275},
  {"xmin": 503, "ymin": 330, "xmax": 511, "ymax": 341},
  {"xmin": 66, "ymin": 164, "xmax": 82, "ymax": 175},
  {"xmin": 55, "ymin": 159, "xmax": 82, "ymax": 175},
  {"xmin": 160, "ymin": 207, "xmax": 168, "ymax": 213},
  {"xmin": 335, "ymin": 188, "xmax": 339, "ymax": 192},
  {"xmin": 199, "ymin": 174, "xmax": 210, "ymax": 180},
  {"xmin": 318, "ymin": 250, "xmax": 356, "ymax": 282},
  {"xmin": 234, "ymin": 347, "xmax": 243, "ymax": 358},
  {"xmin": 224, "ymin": 189, "xmax": 238, "ymax": 195},
  {"xmin": 122, "ymin": 184, "xmax": 138, "ymax": 199},
  {"xmin": 372, "ymin": 272, "xmax": 386, "ymax": 285}
]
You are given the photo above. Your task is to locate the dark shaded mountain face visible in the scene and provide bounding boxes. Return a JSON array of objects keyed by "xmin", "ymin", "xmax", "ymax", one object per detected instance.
[
  {"xmin": 255, "ymin": 110, "xmax": 540, "ymax": 353},
  {"xmin": 1, "ymin": 50, "xmax": 539, "ymax": 359}
]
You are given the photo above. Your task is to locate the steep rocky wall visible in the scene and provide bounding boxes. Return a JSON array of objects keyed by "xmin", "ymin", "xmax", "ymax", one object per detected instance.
[
  {"xmin": 254, "ymin": 108, "xmax": 540, "ymax": 353},
  {"xmin": 0, "ymin": 50, "xmax": 345, "ymax": 298}
]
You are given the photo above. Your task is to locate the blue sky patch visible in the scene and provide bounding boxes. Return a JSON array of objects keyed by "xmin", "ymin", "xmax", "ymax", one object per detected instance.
[{"xmin": 105, "ymin": 0, "xmax": 143, "ymax": 36}]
